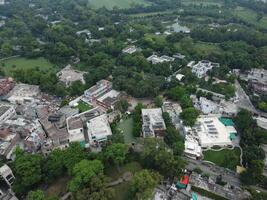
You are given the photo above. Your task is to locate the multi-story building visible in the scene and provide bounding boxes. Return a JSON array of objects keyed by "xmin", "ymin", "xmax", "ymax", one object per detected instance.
[
  {"xmin": 0, "ymin": 105, "xmax": 16, "ymax": 124},
  {"xmin": 0, "ymin": 78, "xmax": 15, "ymax": 97},
  {"xmin": 247, "ymin": 68, "xmax": 267, "ymax": 95},
  {"xmin": 84, "ymin": 80, "xmax": 112, "ymax": 103},
  {"xmin": 191, "ymin": 60, "xmax": 219, "ymax": 78},
  {"xmin": 142, "ymin": 108, "xmax": 166, "ymax": 137}
]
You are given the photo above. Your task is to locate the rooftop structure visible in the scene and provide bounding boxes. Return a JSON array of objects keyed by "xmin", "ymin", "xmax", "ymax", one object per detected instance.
[
  {"xmin": 191, "ymin": 60, "xmax": 220, "ymax": 78},
  {"xmin": 76, "ymin": 29, "xmax": 91, "ymax": 38},
  {"xmin": 57, "ymin": 65, "xmax": 86, "ymax": 87},
  {"xmin": 87, "ymin": 114, "xmax": 112, "ymax": 145},
  {"xmin": 184, "ymin": 135, "xmax": 202, "ymax": 160},
  {"xmin": 0, "ymin": 104, "xmax": 16, "ymax": 124},
  {"xmin": 162, "ymin": 102, "xmax": 182, "ymax": 129},
  {"xmin": 142, "ymin": 108, "xmax": 166, "ymax": 137},
  {"xmin": 0, "ymin": 165, "xmax": 15, "ymax": 187},
  {"xmin": 0, "ymin": 128, "xmax": 20, "ymax": 159},
  {"xmin": 84, "ymin": 80, "xmax": 112, "ymax": 103},
  {"xmin": 147, "ymin": 55, "xmax": 175, "ymax": 65},
  {"xmin": 122, "ymin": 45, "xmax": 139, "ymax": 54},
  {"xmin": 175, "ymin": 74, "xmax": 185, "ymax": 81},
  {"xmin": 67, "ymin": 107, "xmax": 103, "ymax": 145},
  {"xmin": 7, "ymin": 84, "xmax": 40, "ymax": 104},
  {"xmin": 186, "ymin": 115, "xmax": 236, "ymax": 148},
  {"xmin": 0, "ymin": 78, "xmax": 15, "ymax": 96},
  {"xmin": 196, "ymin": 97, "xmax": 219, "ymax": 115},
  {"xmin": 96, "ymin": 89, "xmax": 120, "ymax": 109},
  {"xmin": 247, "ymin": 68, "xmax": 267, "ymax": 95}
]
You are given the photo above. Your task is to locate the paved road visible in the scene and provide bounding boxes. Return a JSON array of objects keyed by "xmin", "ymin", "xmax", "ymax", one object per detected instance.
[{"xmin": 185, "ymin": 158, "xmax": 241, "ymax": 187}]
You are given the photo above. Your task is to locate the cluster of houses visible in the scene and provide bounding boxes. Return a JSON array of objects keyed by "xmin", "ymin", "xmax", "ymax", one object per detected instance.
[{"xmin": 0, "ymin": 76, "xmax": 127, "ymax": 160}]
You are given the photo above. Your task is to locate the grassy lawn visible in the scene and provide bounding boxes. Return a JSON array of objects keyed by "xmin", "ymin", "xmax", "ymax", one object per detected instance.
[
  {"xmin": 76, "ymin": 100, "xmax": 92, "ymax": 113},
  {"xmin": 203, "ymin": 148, "xmax": 241, "ymax": 170},
  {"xmin": 235, "ymin": 6, "xmax": 267, "ymax": 30},
  {"xmin": 105, "ymin": 161, "xmax": 142, "ymax": 200},
  {"xmin": 0, "ymin": 57, "xmax": 55, "ymax": 76},
  {"xmin": 194, "ymin": 42, "xmax": 222, "ymax": 57},
  {"xmin": 88, "ymin": 0, "xmax": 151, "ymax": 10},
  {"xmin": 118, "ymin": 117, "xmax": 136, "ymax": 144},
  {"xmin": 45, "ymin": 176, "xmax": 70, "ymax": 198}
]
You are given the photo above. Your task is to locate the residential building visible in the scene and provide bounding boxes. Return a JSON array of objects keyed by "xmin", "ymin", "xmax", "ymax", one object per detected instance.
[
  {"xmin": 184, "ymin": 135, "xmax": 202, "ymax": 160},
  {"xmin": 66, "ymin": 107, "xmax": 103, "ymax": 146},
  {"xmin": 0, "ymin": 78, "xmax": 15, "ymax": 96},
  {"xmin": 191, "ymin": 60, "xmax": 220, "ymax": 78},
  {"xmin": 76, "ymin": 29, "xmax": 91, "ymax": 38},
  {"xmin": 57, "ymin": 65, "xmax": 86, "ymax": 87},
  {"xmin": 84, "ymin": 80, "xmax": 112, "ymax": 103},
  {"xmin": 185, "ymin": 115, "xmax": 236, "ymax": 148},
  {"xmin": 0, "ymin": 128, "xmax": 19, "ymax": 159},
  {"xmin": 0, "ymin": 104, "xmax": 16, "ymax": 124},
  {"xmin": 247, "ymin": 68, "xmax": 267, "ymax": 95},
  {"xmin": 7, "ymin": 84, "xmax": 40, "ymax": 104},
  {"xmin": 0, "ymin": 165, "xmax": 15, "ymax": 187},
  {"xmin": 162, "ymin": 102, "xmax": 182, "ymax": 129},
  {"xmin": 96, "ymin": 89, "xmax": 121, "ymax": 109},
  {"xmin": 142, "ymin": 108, "xmax": 166, "ymax": 137},
  {"xmin": 122, "ymin": 45, "xmax": 139, "ymax": 54},
  {"xmin": 24, "ymin": 131, "xmax": 46, "ymax": 153},
  {"xmin": 195, "ymin": 97, "xmax": 219, "ymax": 114},
  {"xmin": 87, "ymin": 114, "xmax": 112, "ymax": 145},
  {"xmin": 147, "ymin": 55, "xmax": 175, "ymax": 65}
]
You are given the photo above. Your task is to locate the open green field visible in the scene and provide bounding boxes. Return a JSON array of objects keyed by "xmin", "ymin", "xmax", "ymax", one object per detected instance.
[
  {"xmin": 118, "ymin": 117, "xmax": 136, "ymax": 144},
  {"xmin": 235, "ymin": 6, "xmax": 267, "ymax": 30},
  {"xmin": 203, "ymin": 148, "xmax": 241, "ymax": 170},
  {"xmin": 76, "ymin": 100, "xmax": 92, "ymax": 113},
  {"xmin": 88, "ymin": 0, "xmax": 151, "ymax": 10},
  {"xmin": 0, "ymin": 57, "xmax": 55, "ymax": 76}
]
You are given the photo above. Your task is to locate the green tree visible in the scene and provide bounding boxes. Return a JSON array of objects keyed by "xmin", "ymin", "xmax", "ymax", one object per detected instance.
[
  {"xmin": 13, "ymin": 149, "xmax": 43, "ymax": 195},
  {"xmin": 115, "ymin": 99, "xmax": 129, "ymax": 113},
  {"xmin": 69, "ymin": 159, "xmax": 104, "ymax": 192},
  {"xmin": 26, "ymin": 190, "xmax": 45, "ymax": 200},
  {"xmin": 180, "ymin": 107, "xmax": 199, "ymax": 127},
  {"xmin": 154, "ymin": 96, "xmax": 163, "ymax": 107},
  {"xmin": 104, "ymin": 143, "xmax": 128, "ymax": 171},
  {"xmin": 130, "ymin": 170, "xmax": 162, "ymax": 200}
]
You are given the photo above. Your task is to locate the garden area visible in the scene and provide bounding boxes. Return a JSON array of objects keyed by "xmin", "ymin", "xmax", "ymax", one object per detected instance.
[
  {"xmin": 118, "ymin": 117, "xmax": 136, "ymax": 144},
  {"xmin": 0, "ymin": 57, "xmax": 55, "ymax": 76},
  {"xmin": 75, "ymin": 100, "xmax": 92, "ymax": 113},
  {"xmin": 203, "ymin": 148, "xmax": 241, "ymax": 170},
  {"xmin": 88, "ymin": 0, "xmax": 151, "ymax": 10}
]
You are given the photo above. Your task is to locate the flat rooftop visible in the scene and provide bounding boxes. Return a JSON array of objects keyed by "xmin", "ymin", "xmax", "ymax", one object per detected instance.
[
  {"xmin": 193, "ymin": 116, "xmax": 235, "ymax": 148},
  {"xmin": 0, "ymin": 105, "xmax": 11, "ymax": 116}
]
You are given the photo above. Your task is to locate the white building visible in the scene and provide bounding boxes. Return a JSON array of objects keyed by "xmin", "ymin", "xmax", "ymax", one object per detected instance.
[
  {"xmin": 184, "ymin": 135, "xmax": 202, "ymax": 160},
  {"xmin": 84, "ymin": 80, "xmax": 112, "ymax": 103},
  {"xmin": 197, "ymin": 97, "xmax": 219, "ymax": 114},
  {"xmin": 122, "ymin": 45, "xmax": 139, "ymax": 54},
  {"xmin": 187, "ymin": 115, "xmax": 236, "ymax": 148},
  {"xmin": 0, "ymin": 105, "xmax": 16, "ymax": 124},
  {"xmin": 96, "ymin": 89, "xmax": 120, "ymax": 109},
  {"xmin": 191, "ymin": 60, "xmax": 220, "ymax": 78},
  {"xmin": 76, "ymin": 29, "xmax": 91, "ymax": 38},
  {"xmin": 142, "ymin": 108, "xmax": 166, "ymax": 137},
  {"xmin": 147, "ymin": 55, "xmax": 175, "ymax": 65},
  {"xmin": 7, "ymin": 84, "xmax": 40, "ymax": 104},
  {"xmin": 87, "ymin": 114, "xmax": 112, "ymax": 145},
  {"xmin": 0, "ymin": 165, "xmax": 15, "ymax": 186}
]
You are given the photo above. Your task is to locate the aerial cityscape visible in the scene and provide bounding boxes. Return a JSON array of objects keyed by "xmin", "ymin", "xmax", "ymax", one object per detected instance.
[{"xmin": 0, "ymin": 0, "xmax": 267, "ymax": 200}]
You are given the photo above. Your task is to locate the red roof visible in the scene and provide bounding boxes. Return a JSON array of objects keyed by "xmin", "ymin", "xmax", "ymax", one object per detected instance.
[{"xmin": 180, "ymin": 175, "xmax": 189, "ymax": 185}]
